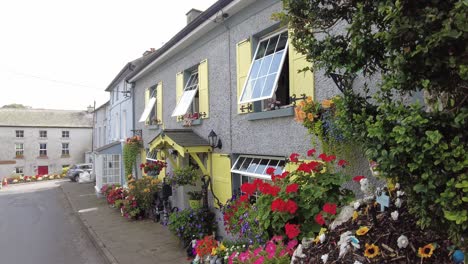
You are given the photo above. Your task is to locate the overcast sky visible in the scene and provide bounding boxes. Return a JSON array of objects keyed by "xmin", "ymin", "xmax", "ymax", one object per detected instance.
[{"xmin": 0, "ymin": 0, "xmax": 216, "ymax": 110}]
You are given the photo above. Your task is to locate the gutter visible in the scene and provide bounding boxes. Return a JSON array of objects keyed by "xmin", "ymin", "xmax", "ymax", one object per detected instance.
[{"xmin": 127, "ymin": 0, "xmax": 256, "ymax": 82}]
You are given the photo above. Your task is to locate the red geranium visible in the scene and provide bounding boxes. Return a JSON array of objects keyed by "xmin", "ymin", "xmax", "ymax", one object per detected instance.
[
  {"xmin": 353, "ymin": 175, "xmax": 366, "ymax": 182},
  {"xmin": 259, "ymin": 183, "xmax": 281, "ymax": 196},
  {"xmin": 338, "ymin": 159, "xmax": 348, "ymax": 167},
  {"xmin": 241, "ymin": 182, "xmax": 257, "ymax": 196},
  {"xmin": 285, "ymin": 183, "xmax": 299, "ymax": 194},
  {"xmin": 297, "ymin": 161, "xmax": 321, "ymax": 173},
  {"xmin": 323, "ymin": 203, "xmax": 337, "ymax": 215},
  {"xmin": 266, "ymin": 167, "xmax": 276, "ymax": 175},
  {"xmin": 318, "ymin": 153, "xmax": 336, "ymax": 162},
  {"xmin": 289, "ymin": 153, "xmax": 300, "ymax": 163},
  {"xmin": 285, "ymin": 223, "xmax": 301, "ymax": 239},
  {"xmin": 315, "ymin": 212, "xmax": 325, "ymax": 225},
  {"xmin": 271, "ymin": 198, "xmax": 287, "ymax": 212},
  {"xmin": 285, "ymin": 199, "xmax": 298, "ymax": 214},
  {"xmin": 239, "ymin": 195, "xmax": 249, "ymax": 202},
  {"xmin": 307, "ymin": 149, "xmax": 316, "ymax": 156}
]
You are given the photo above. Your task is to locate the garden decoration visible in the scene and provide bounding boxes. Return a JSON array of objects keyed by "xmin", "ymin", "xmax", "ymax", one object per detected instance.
[
  {"xmin": 187, "ymin": 191, "xmax": 203, "ymax": 210},
  {"xmin": 294, "ymin": 181, "xmax": 465, "ymax": 263},
  {"xmin": 139, "ymin": 160, "xmax": 167, "ymax": 177}
]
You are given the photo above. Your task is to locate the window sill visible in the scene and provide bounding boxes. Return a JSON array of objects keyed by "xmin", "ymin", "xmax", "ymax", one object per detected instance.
[
  {"xmin": 14, "ymin": 156, "xmax": 24, "ymax": 159},
  {"xmin": 181, "ymin": 118, "xmax": 202, "ymax": 127},
  {"xmin": 247, "ymin": 107, "xmax": 295, "ymax": 121},
  {"xmin": 61, "ymin": 155, "xmax": 70, "ymax": 158},
  {"xmin": 37, "ymin": 156, "xmax": 48, "ymax": 159}
]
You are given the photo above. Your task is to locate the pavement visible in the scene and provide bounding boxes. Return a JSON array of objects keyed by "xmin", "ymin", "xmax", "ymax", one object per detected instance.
[{"xmin": 59, "ymin": 181, "xmax": 189, "ymax": 264}]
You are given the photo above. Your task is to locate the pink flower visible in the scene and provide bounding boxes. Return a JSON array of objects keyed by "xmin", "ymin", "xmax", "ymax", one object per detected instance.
[
  {"xmin": 289, "ymin": 153, "xmax": 300, "ymax": 163},
  {"xmin": 307, "ymin": 149, "xmax": 316, "ymax": 156},
  {"xmin": 253, "ymin": 247, "xmax": 262, "ymax": 256},
  {"xmin": 265, "ymin": 241, "xmax": 277, "ymax": 259},
  {"xmin": 287, "ymin": 239, "xmax": 298, "ymax": 250},
  {"xmin": 253, "ymin": 256, "xmax": 265, "ymax": 264},
  {"xmin": 238, "ymin": 251, "xmax": 250, "ymax": 262}
]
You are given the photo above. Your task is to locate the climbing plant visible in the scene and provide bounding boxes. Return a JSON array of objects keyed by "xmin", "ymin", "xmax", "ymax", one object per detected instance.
[
  {"xmin": 123, "ymin": 136, "xmax": 143, "ymax": 177},
  {"xmin": 279, "ymin": 0, "xmax": 468, "ymax": 246}
]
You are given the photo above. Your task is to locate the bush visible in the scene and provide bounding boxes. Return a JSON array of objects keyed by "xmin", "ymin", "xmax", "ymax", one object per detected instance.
[
  {"xmin": 167, "ymin": 166, "xmax": 198, "ymax": 187},
  {"xmin": 168, "ymin": 208, "xmax": 216, "ymax": 243}
]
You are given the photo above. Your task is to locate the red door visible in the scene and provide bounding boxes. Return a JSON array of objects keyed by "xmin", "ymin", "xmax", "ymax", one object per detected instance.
[{"xmin": 37, "ymin": 166, "xmax": 48, "ymax": 175}]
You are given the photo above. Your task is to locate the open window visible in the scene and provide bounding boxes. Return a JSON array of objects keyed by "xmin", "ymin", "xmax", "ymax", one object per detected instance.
[
  {"xmin": 172, "ymin": 70, "xmax": 199, "ymax": 117},
  {"xmin": 139, "ymin": 86, "xmax": 157, "ymax": 124},
  {"xmin": 238, "ymin": 31, "xmax": 290, "ymax": 111}
]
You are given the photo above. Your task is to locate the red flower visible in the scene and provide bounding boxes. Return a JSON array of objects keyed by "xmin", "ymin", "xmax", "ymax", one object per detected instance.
[
  {"xmin": 323, "ymin": 203, "xmax": 337, "ymax": 215},
  {"xmin": 318, "ymin": 153, "xmax": 336, "ymax": 162},
  {"xmin": 297, "ymin": 161, "xmax": 321, "ymax": 173},
  {"xmin": 266, "ymin": 167, "xmax": 276, "ymax": 175},
  {"xmin": 258, "ymin": 182, "xmax": 280, "ymax": 196},
  {"xmin": 286, "ymin": 183, "xmax": 299, "ymax": 194},
  {"xmin": 338, "ymin": 159, "xmax": 348, "ymax": 167},
  {"xmin": 285, "ymin": 223, "xmax": 301, "ymax": 239},
  {"xmin": 253, "ymin": 178, "xmax": 263, "ymax": 189},
  {"xmin": 353, "ymin": 175, "xmax": 366, "ymax": 182},
  {"xmin": 286, "ymin": 199, "xmax": 298, "ymax": 214},
  {"xmin": 315, "ymin": 212, "xmax": 325, "ymax": 225},
  {"xmin": 307, "ymin": 149, "xmax": 316, "ymax": 157},
  {"xmin": 240, "ymin": 183, "xmax": 257, "ymax": 196},
  {"xmin": 289, "ymin": 153, "xmax": 300, "ymax": 163},
  {"xmin": 239, "ymin": 195, "xmax": 249, "ymax": 202},
  {"xmin": 271, "ymin": 198, "xmax": 286, "ymax": 212}
]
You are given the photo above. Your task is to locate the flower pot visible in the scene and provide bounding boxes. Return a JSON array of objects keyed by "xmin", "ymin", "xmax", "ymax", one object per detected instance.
[
  {"xmin": 146, "ymin": 170, "xmax": 160, "ymax": 177},
  {"xmin": 188, "ymin": 199, "xmax": 201, "ymax": 209}
]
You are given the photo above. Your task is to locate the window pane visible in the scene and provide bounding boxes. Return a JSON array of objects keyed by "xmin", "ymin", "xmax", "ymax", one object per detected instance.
[
  {"xmin": 258, "ymin": 54, "xmax": 274, "ymax": 77},
  {"xmin": 269, "ymin": 50, "xmax": 285, "ymax": 74},
  {"xmin": 252, "ymin": 77, "xmax": 266, "ymax": 99},
  {"xmin": 249, "ymin": 60, "xmax": 262, "ymax": 80},
  {"xmin": 254, "ymin": 159, "xmax": 271, "ymax": 174},
  {"xmin": 265, "ymin": 35, "xmax": 279, "ymax": 56},
  {"xmin": 171, "ymin": 89, "xmax": 197, "ymax": 116},
  {"xmin": 261, "ymin": 74, "xmax": 277, "ymax": 97},
  {"xmin": 239, "ymin": 158, "xmax": 252, "ymax": 171},
  {"xmin": 276, "ymin": 33, "xmax": 288, "ymax": 51},
  {"xmin": 255, "ymin": 40, "xmax": 268, "ymax": 60},
  {"xmin": 246, "ymin": 158, "xmax": 260, "ymax": 173}
]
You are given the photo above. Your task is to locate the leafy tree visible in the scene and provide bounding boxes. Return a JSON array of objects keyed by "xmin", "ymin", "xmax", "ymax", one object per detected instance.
[
  {"xmin": 1, "ymin": 104, "xmax": 31, "ymax": 109},
  {"xmin": 279, "ymin": 0, "xmax": 467, "ymax": 246}
]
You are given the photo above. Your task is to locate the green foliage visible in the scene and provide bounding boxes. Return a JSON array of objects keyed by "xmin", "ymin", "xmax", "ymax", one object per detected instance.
[
  {"xmin": 281, "ymin": 0, "xmax": 468, "ymax": 246},
  {"xmin": 168, "ymin": 209, "xmax": 216, "ymax": 242},
  {"xmin": 187, "ymin": 191, "xmax": 203, "ymax": 200},
  {"xmin": 123, "ymin": 140, "xmax": 141, "ymax": 177},
  {"xmin": 167, "ymin": 166, "xmax": 199, "ymax": 187}
]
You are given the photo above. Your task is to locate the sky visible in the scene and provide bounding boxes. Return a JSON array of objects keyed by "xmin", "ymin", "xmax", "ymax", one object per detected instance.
[{"xmin": 0, "ymin": 0, "xmax": 217, "ymax": 110}]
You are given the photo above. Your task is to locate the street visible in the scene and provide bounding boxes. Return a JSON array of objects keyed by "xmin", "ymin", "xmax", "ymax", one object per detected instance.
[{"xmin": 0, "ymin": 180, "xmax": 106, "ymax": 264}]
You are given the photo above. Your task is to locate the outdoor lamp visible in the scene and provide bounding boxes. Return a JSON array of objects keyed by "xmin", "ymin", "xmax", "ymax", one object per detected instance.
[{"xmin": 208, "ymin": 130, "xmax": 222, "ymax": 149}]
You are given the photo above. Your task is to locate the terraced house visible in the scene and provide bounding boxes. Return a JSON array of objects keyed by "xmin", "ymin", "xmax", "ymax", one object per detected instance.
[
  {"xmin": 0, "ymin": 108, "xmax": 93, "ymax": 180},
  {"xmin": 125, "ymin": 0, "xmax": 331, "ymax": 215}
]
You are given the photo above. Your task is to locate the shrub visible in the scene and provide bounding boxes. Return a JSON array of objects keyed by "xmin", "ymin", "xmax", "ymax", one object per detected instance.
[{"xmin": 168, "ymin": 208, "xmax": 216, "ymax": 243}]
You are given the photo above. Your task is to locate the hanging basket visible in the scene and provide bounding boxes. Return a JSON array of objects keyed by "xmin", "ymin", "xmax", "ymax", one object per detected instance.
[{"xmin": 146, "ymin": 170, "xmax": 160, "ymax": 177}]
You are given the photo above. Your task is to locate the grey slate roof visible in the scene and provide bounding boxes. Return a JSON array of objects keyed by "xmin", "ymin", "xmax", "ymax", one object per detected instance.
[
  {"xmin": 151, "ymin": 129, "xmax": 209, "ymax": 147},
  {"xmin": 0, "ymin": 108, "xmax": 93, "ymax": 128}
]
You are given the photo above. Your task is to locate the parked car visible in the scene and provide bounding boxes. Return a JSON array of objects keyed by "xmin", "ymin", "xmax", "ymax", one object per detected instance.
[{"xmin": 67, "ymin": 163, "xmax": 93, "ymax": 182}]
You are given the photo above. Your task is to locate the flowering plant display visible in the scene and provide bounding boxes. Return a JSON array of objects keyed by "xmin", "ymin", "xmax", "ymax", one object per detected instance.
[
  {"xmin": 251, "ymin": 151, "xmax": 353, "ymax": 239},
  {"xmin": 168, "ymin": 208, "xmax": 216, "ymax": 243},
  {"xmin": 226, "ymin": 236, "xmax": 296, "ymax": 264},
  {"xmin": 166, "ymin": 165, "xmax": 198, "ymax": 187},
  {"xmin": 106, "ymin": 185, "xmax": 126, "ymax": 205},
  {"xmin": 194, "ymin": 235, "xmax": 218, "ymax": 259},
  {"xmin": 139, "ymin": 160, "xmax": 167, "ymax": 176},
  {"xmin": 123, "ymin": 136, "xmax": 143, "ymax": 176},
  {"xmin": 126, "ymin": 175, "xmax": 160, "ymax": 215},
  {"xmin": 222, "ymin": 193, "xmax": 268, "ymax": 245},
  {"xmin": 125, "ymin": 135, "xmax": 142, "ymax": 146}
]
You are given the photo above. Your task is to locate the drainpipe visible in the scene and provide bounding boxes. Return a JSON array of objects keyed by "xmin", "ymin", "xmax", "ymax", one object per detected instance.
[{"xmin": 129, "ymin": 80, "xmax": 138, "ymax": 179}]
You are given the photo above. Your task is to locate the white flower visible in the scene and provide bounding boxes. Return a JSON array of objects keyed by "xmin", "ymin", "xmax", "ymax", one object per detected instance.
[
  {"xmin": 321, "ymin": 254, "xmax": 329, "ymax": 263},
  {"xmin": 360, "ymin": 178, "xmax": 372, "ymax": 194},
  {"xmin": 395, "ymin": 198, "xmax": 402, "ymax": 208},
  {"xmin": 353, "ymin": 201, "xmax": 361, "ymax": 210},
  {"xmin": 397, "ymin": 191, "xmax": 405, "ymax": 197},
  {"xmin": 319, "ymin": 233, "xmax": 326, "ymax": 243},
  {"xmin": 354, "ymin": 261, "xmax": 363, "ymax": 264},
  {"xmin": 391, "ymin": 211, "xmax": 399, "ymax": 221},
  {"xmin": 395, "ymin": 183, "xmax": 400, "ymax": 189},
  {"xmin": 397, "ymin": 235, "xmax": 409, "ymax": 249}
]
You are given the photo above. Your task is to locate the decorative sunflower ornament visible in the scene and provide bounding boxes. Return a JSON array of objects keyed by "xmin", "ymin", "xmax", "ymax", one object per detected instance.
[
  {"xmin": 364, "ymin": 243, "xmax": 380, "ymax": 259},
  {"xmin": 418, "ymin": 243, "xmax": 435, "ymax": 258}
]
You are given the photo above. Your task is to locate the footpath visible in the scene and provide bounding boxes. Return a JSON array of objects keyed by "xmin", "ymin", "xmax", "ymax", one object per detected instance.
[{"xmin": 60, "ymin": 181, "xmax": 188, "ymax": 264}]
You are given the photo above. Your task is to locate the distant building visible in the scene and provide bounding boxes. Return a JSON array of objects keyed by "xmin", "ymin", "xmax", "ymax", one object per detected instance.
[{"xmin": 0, "ymin": 108, "xmax": 93, "ymax": 179}]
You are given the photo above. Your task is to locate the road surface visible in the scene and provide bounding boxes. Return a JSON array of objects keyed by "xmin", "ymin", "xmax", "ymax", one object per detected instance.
[{"xmin": 0, "ymin": 180, "xmax": 106, "ymax": 264}]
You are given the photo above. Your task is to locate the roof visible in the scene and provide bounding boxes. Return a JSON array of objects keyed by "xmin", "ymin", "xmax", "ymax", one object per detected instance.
[
  {"xmin": 105, "ymin": 56, "xmax": 147, "ymax": 92},
  {"xmin": 95, "ymin": 101, "xmax": 110, "ymax": 112},
  {"xmin": 150, "ymin": 129, "xmax": 210, "ymax": 147},
  {"xmin": 126, "ymin": 0, "xmax": 234, "ymax": 81},
  {"xmin": 0, "ymin": 108, "xmax": 93, "ymax": 128}
]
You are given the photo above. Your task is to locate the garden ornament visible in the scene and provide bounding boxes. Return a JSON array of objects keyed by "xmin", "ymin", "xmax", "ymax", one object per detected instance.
[
  {"xmin": 290, "ymin": 244, "xmax": 306, "ymax": 264},
  {"xmin": 452, "ymin": 250, "xmax": 464, "ymax": 263},
  {"xmin": 301, "ymin": 237, "xmax": 314, "ymax": 249},
  {"xmin": 337, "ymin": 231, "xmax": 352, "ymax": 258},
  {"xmin": 359, "ymin": 178, "xmax": 373, "ymax": 196},
  {"xmin": 330, "ymin": 206, "xmax": 354, "ymax": 230},
  {"xmin": 391, "ymin": 211, "xmax": 399, "ymax": 221},
  {"xmin": 321, "ymin": 253, "xmax": 329, "ymax": 263},
  {"xmin": 397, "ymin": 235, "xmax": 409, "ymax": 249}
]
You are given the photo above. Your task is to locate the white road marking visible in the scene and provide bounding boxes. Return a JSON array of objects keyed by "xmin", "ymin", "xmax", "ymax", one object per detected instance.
[{"xmin": 78, "ymin": 207, "xmax": 98, "ymax": 213}]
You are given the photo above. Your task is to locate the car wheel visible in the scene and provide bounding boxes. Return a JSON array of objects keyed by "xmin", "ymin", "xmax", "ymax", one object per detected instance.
[{"xmin": 74, "ymin": 175, "xmax": 79, "ymax": 182}]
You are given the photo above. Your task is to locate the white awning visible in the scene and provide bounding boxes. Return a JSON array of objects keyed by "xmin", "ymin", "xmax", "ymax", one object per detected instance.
[
  {"xmin": 231, "ymin": 155, "xmax": 285, "ymax": 180},
  {"xmin": 138, "ymin": 97, "xmax": 156, "ymax": 122},
  {"xmin": 171, "ymin": 89, "xmax": 197, "ymax": 117}
]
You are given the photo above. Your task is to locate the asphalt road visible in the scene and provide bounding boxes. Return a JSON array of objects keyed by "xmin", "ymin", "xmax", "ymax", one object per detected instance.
[{"xmin": 0, "ymin": 180, "xmax": 106, "ymax": 264}]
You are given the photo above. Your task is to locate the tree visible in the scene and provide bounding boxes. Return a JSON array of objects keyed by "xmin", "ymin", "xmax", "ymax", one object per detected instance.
[
  {"xmin": 279, "ymin": 0, "xmax": 467, "ymax": 246},
  {"xmin": 1, "ymin": 104, "xmax": 31, "ymax": 109}
]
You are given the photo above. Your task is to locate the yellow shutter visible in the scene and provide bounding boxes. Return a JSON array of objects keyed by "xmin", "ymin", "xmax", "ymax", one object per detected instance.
[
  {"xmin": 175, "ymin": 72, "xmax": 184, "ymax": 121},
  {"xmin": 140, "ymin": 149, "xmax": 147, "ymax": 176},
  {"xmin": 156, "ymin": 82, "xmax": 163, "ymax": 124},
  {"xmin": 211, "ymin": 153, "xmax": 232, "ymax": 207},
  {"xmin": 198, "ymin": 59, "xmax": 209, "ymax": 118},
  {"xmin": 144, "ymin": 88, "xmax": 150, "ymax": 125},
  {"xmin": 288, "ymin": 33, "xmax": 314, "ymax": 101},
  {"xmin": 236, "ymin": 39, "xmax": 253, "ymax": 114},
  {"xmin": 157, "ymin": 151, "xmax": 166, "ymax": 179}
]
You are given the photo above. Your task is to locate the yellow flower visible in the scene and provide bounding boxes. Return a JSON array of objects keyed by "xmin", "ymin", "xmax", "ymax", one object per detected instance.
[
  {"xmin": 211, "ymin": 247, "xmax": 217, "ymax": 256},
  {"xmin": 321, "ymin": 99, "xmax": 333, "ymax": 109},
  {"xmin": 143, "ymin": 188, "xmax": 150, "ymax": 193},
  {"xmin": 356, "ymin": 226, "xmax": 369, "ymax": 236},
  {"xmin": 352, "ymin": 211, "xmax": 359, "ymax": 221},
  {"xmin": 219, "ymin": 243, "xmax": 226, "ymax": 251},
  {"xmin": 364, "ymin": 243, "xmax": 380, "ymax": 258},
  {"xmin": 418, "ymin": 243, "xmax": 435, "ymax": 258},
  {"xmin": 129, "ymin": 185, "xmax": 135, "ymax": 190},
  {"xmin": 306, "ymin": 96, "xmax": 313, "ymax": 104},
  {"xmin": 307, "ymin": 113, "xmax": 315, "ymax": 121}
]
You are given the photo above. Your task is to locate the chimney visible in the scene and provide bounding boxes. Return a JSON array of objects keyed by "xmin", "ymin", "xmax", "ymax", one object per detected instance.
[
  {"xmin": 186, "ymin": 8, "xmax": 203, "ymax": 24},
  {"xmin": 143, "ymin": 48, "xmax": 156, "ymax": 57},
  {"xmin": 87, "ymin": 105, "xmax": 94, "ymax": 113}
]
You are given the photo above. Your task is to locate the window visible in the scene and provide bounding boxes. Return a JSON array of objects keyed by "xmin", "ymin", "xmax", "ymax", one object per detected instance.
[
  {"xmin": 231, "ymin": 155, "xmax": 286, "ymax": 198},
  {"xmin": 103, "ymin": 154, "xmax": 121, "ymax": 184},
  {"xmin": 15, "ymin": 130, "xmax": 24, "ymax": 138},
  {"xmin": 62, "ymin": 143, "xmax": 70, "ymax": 156},
  {"xmin": 15, "ymin": 143, "xmax": 24, "ymax": 157},
  {"xmin": 146, "ymin": 149, "xmax": 158, "ymax": 161},
  {"xmin": 139, "ymin": 84, "xmax": 160, "ymax": 125},
  {"xmin": 39, "ymin": 143, "xmax": 47, "ymax": 156},
  {"xmin": 15, "ymin": 167, "xmax": 24, "ymax": 176},
  {"xmin": 115, "ymin": 85, "xmax": 119, "ymax": 101},
  {"xmin": 122, "ymin": 110, "xmax": 127, "ymax": 138},
  {"xmin": 39, "ymin": 130, "xmax": 47, "ymax": 138},
  {"xmin": 62, "ymin": 131, "xmax": 70, "ymax": 138},
  {"xmin": 172, "ymin": 70, "xmax": 199, "ymax": 117},
  {"xmin": 238, "ymin": 31, "xmax": 290, "ymax": 110}
]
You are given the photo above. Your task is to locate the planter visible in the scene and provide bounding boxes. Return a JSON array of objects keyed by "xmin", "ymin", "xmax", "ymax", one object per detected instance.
[
  {"xmin": 188, "ymin": 199, "xmax": 201, "ymax": 209},
  {"xmin": 146, "ymin": 170, "xmax": 160, "ymax": 177}
]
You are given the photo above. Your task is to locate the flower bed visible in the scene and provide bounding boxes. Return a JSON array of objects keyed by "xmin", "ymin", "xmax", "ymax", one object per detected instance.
[{"xmin": 2, "ymin": 174, "xmax": 64, "ymax": 186}]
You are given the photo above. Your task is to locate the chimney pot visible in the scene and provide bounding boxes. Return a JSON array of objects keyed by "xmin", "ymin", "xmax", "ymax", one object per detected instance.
[{"xmin": 186, "ymin": 8, "xmax": 203, "ymax": 24}]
